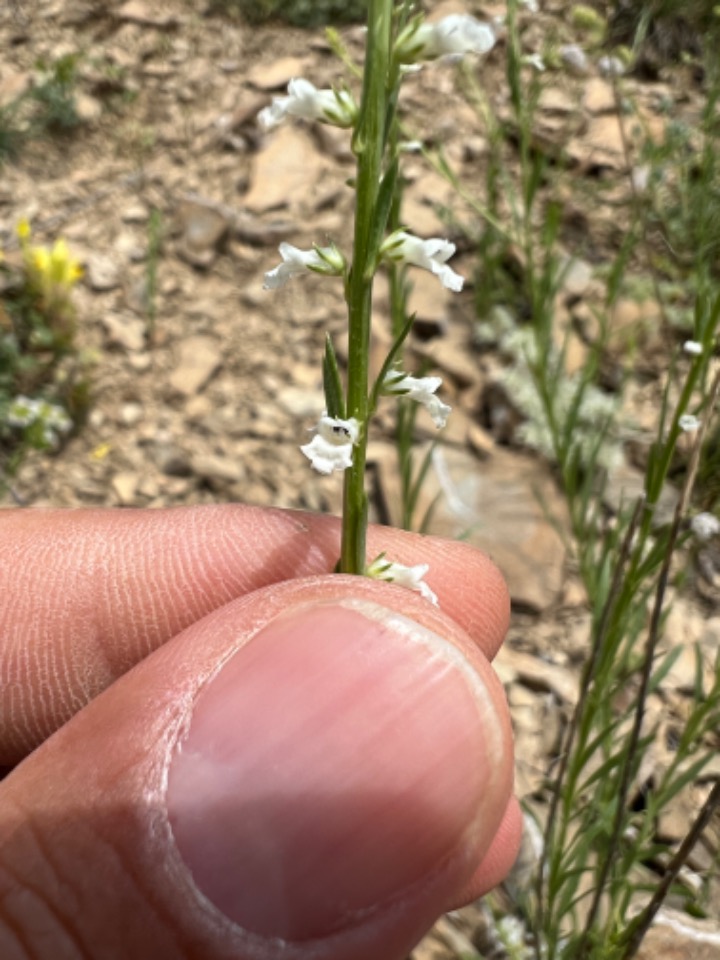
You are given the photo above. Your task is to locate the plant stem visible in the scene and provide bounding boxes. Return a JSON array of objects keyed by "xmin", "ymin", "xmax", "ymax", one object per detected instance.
[{"xmin": 340, "ymin": 0, "xmax": 393, "ymax": 574}]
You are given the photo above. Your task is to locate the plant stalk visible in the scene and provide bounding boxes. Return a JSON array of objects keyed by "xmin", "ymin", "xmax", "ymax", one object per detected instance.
[{"xmin": 340, "ymin": 0, "xmax": 393, "ymax": 573}]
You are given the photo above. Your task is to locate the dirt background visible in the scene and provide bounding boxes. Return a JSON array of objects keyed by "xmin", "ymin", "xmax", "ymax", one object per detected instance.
[{"xmin": 1, "ymin": 0, "xmax": 719, "ymax": 956}]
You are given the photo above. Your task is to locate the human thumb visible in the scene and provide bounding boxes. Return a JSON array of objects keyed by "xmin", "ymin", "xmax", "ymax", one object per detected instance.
[{"xmin": 0, "ymin": 576, "xmax": 514, "ymax": 960}]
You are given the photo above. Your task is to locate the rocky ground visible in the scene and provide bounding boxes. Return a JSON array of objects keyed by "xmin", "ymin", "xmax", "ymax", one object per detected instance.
[{"xmin": 1, "ymin": 0, "xmax": 719, "ymax": 956}]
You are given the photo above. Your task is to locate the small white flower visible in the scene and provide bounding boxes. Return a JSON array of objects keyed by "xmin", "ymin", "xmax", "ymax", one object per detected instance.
[
  {"xmin": 598, "ymin": 55, "xmax": 626, "ymax": 78},
  {"xmin": 258, "ymin": 78, "xmax": 356, "ymax": 131},
  {"xmin": 683, "ymin": 340, "xmax": 703, "ymax": 356},
  {"xmin": 264, "ymin": 242, "xmax": 344, "ymax": 290},
  {"xmin": 520, "ymin": 0, "xmax": 539, "ymax": 11},
  {"xmin": 522, "ymin": 53, "xmax": 546, "ymax": 72},
  {"xmin": 6, "ymin": 395, "xmax": 41, "ymax": 428},
  {"xmin": 631, "ymin": 164, "xmax": 651, "ymax": 193},
  {"xmin": 691, "ymin": 512, "xmax": 720, "ymax": 541},
  {"xmin": 384, "ymin": 371, "xmax": 451, "ymax": 428},
  {"xmin": 39, "ymin": 400, "xmax": 72, "ymax": 434},
  {"xmin": 398, "ymin": 15, "xmax": 495, "ymax": 62},
  {"xmin": 300, "ymin": 415, "xmax": 359, "ymax": 475},
  {"xmin": 679, "ymin": 414, "xmax": 701, "ymax": 433},
  {"xmin": 381, "ymin": 230, "xmax": 464, "ymax": 292},
  {"xmin": 367, "ymin": 555, "xmax": 438, "ymax": 605}
]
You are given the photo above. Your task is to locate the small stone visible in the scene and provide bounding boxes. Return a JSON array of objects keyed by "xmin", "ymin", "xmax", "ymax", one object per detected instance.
[
  {"xmin": 74, "ymin": 92, "xmax": 103, "ymax": 123},
  {"xmin": 102, "ymin": 313, "xmax": 147, "ymax": 352},
  {"xmin": 560, "ymin": 43, "xmax": 590, "ymax": 76},
  {"xmin": 247, "ymin": 57, "xmax": 306, "ymax": 91},
  {"xmin": 112, "ymin": 471, "xmax": 139, "ymax": 505},
  {"xmin": 0, "ymin": 70, "xmax": 32, "ymax": 108},
  {"xmin": 191, "ymin": 453, "xmax": 245, "ymax": 486},
  {"xmin": 177, "ymin": 200, "xmax": 230, "ymax": 268},
  {"xmin": 121, "ymin": 203, "xmax": 150, "ymax": 223},
  {"xmin": 87, "ymin": 254, "xmax": 121, "ymax": 291},
  {"xmin": 115, "ymin": 1, "xmax": 179, "ymax": 27},
  {"xmin": 169, "ymin": 335, "xmax": 222, "ymax": 396},
  {"xmin": 115, "ymin": 231, "xmax": 146, "ymax": 263},
  {"xmin": 153, "ymin": 443, "xmax": 192, "ymax": 477},
  {"xmin": 120, "ymin": 402, "xmax": 143, "ymax": 426}
]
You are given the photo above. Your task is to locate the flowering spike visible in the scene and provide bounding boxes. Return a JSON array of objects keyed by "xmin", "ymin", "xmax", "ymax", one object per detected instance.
[
  {"xmin": 381, "ymin": 230, "xmax": 464, "ymax": 292},
  {"xmin": 301, "ymin": 415, "xmax": 360, "ymax": 475}
]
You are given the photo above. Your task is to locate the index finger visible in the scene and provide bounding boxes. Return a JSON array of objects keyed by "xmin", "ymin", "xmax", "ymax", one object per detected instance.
[{"xmin": 0, "ymin": 504, "xmax": 509, "ymax": 763}]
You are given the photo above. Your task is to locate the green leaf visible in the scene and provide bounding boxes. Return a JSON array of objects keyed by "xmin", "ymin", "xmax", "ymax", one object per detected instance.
[
  {"xmin": 366, "ymin": 156, "xmax": 399, "ymax": 276},
  {"xmin": 368, "ymin": 311, "xmax": 414, "ymax": 414},
  {"xmin": 322, "ymin": 333, "xmax": 345, "ymax": 419}
]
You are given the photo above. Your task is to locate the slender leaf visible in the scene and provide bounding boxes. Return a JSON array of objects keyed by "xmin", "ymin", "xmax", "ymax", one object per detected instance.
[{"xmin": 322, "ymin": 333, "xmax": 345, "ymax": 419}]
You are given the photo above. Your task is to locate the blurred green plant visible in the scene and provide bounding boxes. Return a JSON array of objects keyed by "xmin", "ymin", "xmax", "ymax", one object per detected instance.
[
  {"xmin": 207, "ymin": 0, "xmax": 367, "ymax": 28},
  {"xmin": 0, "ymin": 53, "xmax": 81, "ymax": 165},
  {"xmin": 424, "ymin": 0, "xmax": 720, "ymax": 955},
  {"xmin": 1, "ymin": 220, "xmax": 87, "ymax": 487}
]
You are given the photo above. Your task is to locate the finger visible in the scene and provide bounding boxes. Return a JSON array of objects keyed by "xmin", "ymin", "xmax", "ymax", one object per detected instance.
[
  {"xmin": 0, "ymin": 576, "xmax": 515, "ymax": 960},
  {"xmin": 453, "ymin": 795, "xmax": 524, "ymax": 903},
  {"xmin": 0, "ymin": 505, "xmax": 509, "ymax": 764}
]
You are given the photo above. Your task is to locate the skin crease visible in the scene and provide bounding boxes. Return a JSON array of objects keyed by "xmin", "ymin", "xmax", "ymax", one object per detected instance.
[{"xmin": 0, "ymin": 505, "xmax": 522, "ymax": 960}]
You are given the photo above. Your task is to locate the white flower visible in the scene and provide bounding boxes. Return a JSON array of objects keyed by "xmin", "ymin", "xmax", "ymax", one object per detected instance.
[
  {"xmin": 522, "ymin": 53, "xmax": 546, "ymax": 72},
  {"xmin": 598, "ymin": 55, "xmax": 626, "ymax": 78},
  {"xmin": 679, "ymin": 414, "xmax": 701, "ymax": 432},
  {"xmin": 6, "ymin": 395, "xmax": 41, "ymax": 428},
  {"xmin": 300, "ymin": 415, "xmax": 359, "ymax": 475},
  {"xmin": 258, "ymin": 78, "xmax": 356, "ymax": 131},
  {"xmin": 264, "ymin": 242, "xmax": 344, "ymax": 290},
  {"xmin": 384, "ymin": 371, "xmax": 451, "ymax": 428},
  {"xmin": 691, "ymin": 512, "xmax": 720, "ymax": 541},
  {"xmin": 6, "ymin": 395, "xmax": 72, "ymax": 447},
  {"xmin": 683, "ymin": 340, "xmax": 703, "ymax": 356},
  {"xmin": 381, "ymin": 231, "xmax": 464, "ymax": 292},
  {"xmin": 367, "ymin": 555, "xmax": 438, "ymax": 605},
  {"xmin": 398, "ymin": 15, "xmax": 495, "ymax": 62}
]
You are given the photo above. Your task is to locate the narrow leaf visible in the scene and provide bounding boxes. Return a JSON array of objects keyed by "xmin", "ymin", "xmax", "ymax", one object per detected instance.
[
  {"xmin": 322, "ymin": 333, "xmax": 345, "ymax": 419},
  {"xmin": 367, "ymin": 156, "xmax": 399, "ymax": 274},
  {"xmin": 368, "ymin": 312, "xmax": 415, "ymax": 414}
]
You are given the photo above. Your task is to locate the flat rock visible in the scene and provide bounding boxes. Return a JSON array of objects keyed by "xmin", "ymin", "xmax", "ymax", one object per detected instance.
[
  {"xmin": 111, "ymin": 470, "xmax": 140, "ymax": 505},
  {"xmin": 115, "ymin": 1, "xmax": 179, "ymax": 27},
  {"xmin": 101, "ymin": 313, "xmax": 146, "ymax": 352},
  {"xmin": 406, "ymin": 269, "xmax": 453, "ymax": 332},
  {"xmin": 169, "ymin": 335, "xmax": 222, "ymax": 396},
  {"xmin": 583, "ymin": 77, "xmax": 616, "ymax": 114},
  {"xmin": 372, "ymin": 442, "xmax": 568, "ymax": 612},
  {"xmin": 191, "ymin": 453, "xmax": 245, "ymax": 486},
  {"xmin": 247, "ymin": 57, "xmax": 306, "ymax": 91},
  {"xmin": 244, "ymin": 126, "xmax": 322, "ymax": 214},
  {"xmin": 87, "ymin": 254, "xmax": 121, "ymax": 291},
  {"xmin": 177, "ymin": 200, "xmax": 230, "ymax": 268}
]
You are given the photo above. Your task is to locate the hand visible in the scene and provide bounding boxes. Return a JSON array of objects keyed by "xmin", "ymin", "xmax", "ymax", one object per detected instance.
[{"xmin": 0, "ymin": 505, "xmax": 520, "ymax": 960}]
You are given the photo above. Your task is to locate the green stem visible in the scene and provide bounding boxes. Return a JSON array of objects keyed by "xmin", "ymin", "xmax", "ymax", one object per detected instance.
[{"xmin": 340, "ymin": 0, "xmax": 393, "ymax": 574}]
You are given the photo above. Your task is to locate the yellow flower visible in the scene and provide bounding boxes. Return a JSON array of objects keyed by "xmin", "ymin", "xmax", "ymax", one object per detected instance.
[
  {"xmin": 16, "ymin": 218, "xmax": 31, "ymax": 243},
  {"xmin": 31, "ymin": 247, "xmax": 51, "ymax": 275},
  {"xmin": 49, "ymin": 239, "xmax": 83, "ymax": 287}
]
